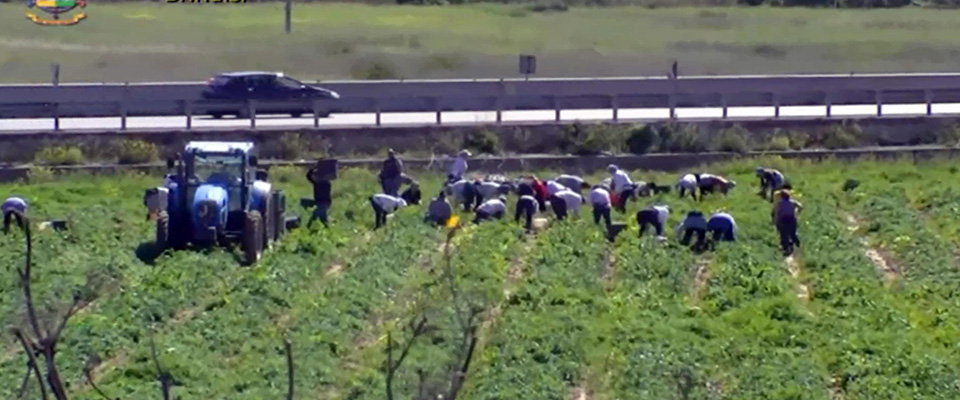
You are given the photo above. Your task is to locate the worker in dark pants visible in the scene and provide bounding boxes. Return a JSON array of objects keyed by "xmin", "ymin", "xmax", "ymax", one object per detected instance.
[
  {"xmin": 425, "ymin": 191, "xmax": 452, "ymax": 226},
  {"xmin": 306, "ymin": 164, "xmax": 332, "ymax": 228},
  {"xmin": 676, "ymin": 210, "xmax": 708, "ymax": 251},
  {"xmin": 549, "ymin": 193, "xmax": 568, "ymax": 221},
  {"xmin": 370, "ymin": 194, "xmax": 407, "ymax": 230},
  {"xmin": 772, "ymin": 190, "xmax": 803, "ymax": 255},
  {"xmin": 379, "ymin": 149, "xmax": 404, "ymax": 197},
  {"xmin": 589, "ymin": 185, "xmax": 612, "ymax": 227},
  {"xmin": 515, "ymin": 194, "xmax": 539, "ymax": 232},
  {"xmin": 474, "ymin": 197, "xmax": 507, "ymax": 224},
  {"xmin": 637, "ymin": 205, "xmax": 669, "ymax": 238},
  {"xmin": 2, "ymin": 196, "xmax": 27, "ymax": 233},
  {"xmin": 707, "ymin": 212, "xmax": 737, "ymax": 242}
]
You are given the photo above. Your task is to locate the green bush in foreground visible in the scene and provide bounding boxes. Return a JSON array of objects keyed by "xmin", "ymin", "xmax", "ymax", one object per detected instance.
[{"xmin": 35, "ymin": 146, "xmax": 84, "ymax": 166}]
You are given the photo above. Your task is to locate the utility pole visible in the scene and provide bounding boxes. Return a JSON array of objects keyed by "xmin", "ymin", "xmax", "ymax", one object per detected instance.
[{"xmin": 284, "ymin": 0, "xmax": 292, "ymax": 34}]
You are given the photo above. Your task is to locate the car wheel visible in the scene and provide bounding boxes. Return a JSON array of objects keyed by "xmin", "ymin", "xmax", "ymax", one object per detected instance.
[
  {"xmin": 211, "ymin": 113, "xmax": 224, "ymax": 119},
  {"xmin": 291, "ymin": 112, "xmax": 303, "ymax": 118}
]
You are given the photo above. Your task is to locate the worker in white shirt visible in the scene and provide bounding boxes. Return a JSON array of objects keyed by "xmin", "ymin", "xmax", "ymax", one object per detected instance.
[
  {"xmin": 448, "ymin": 150, "xmax": 471, "ymax": 183},
  {"xmin": 555, "ymin": 174, "xmax": 589, "ymax": 195},
  {"xmin": 676, "ymin": 173, "xmax": 700, "ymax": 201},
  {"xmin": 2, "ymin": 196, "xmax": 28, "ymax": 233},
  {"xmin": 589, "ymin": 184, "xmax": 612, "ymax": 227},
  {"xmin": 551, "ymin": 189, "xmax": 583, "ymax": 221},
  {"xmin": 370, "ymin": 194, "xmax": 408, "ymax": 230},
  {"xmin": 474, "ymin": 196, "xmax": 507, "ymax": 224},
  {"xmin": 607, "ymin": 165, "xmax": 636, "ymax": 212},
  {"xmin": 637, "ymin": 204, "xmax": 669, "ymax": 237},
  {"xmin": 515, "ymin": 194, "xmax": 539, "ymax": 232},
  {"xmin": 545, "ymin": 180, "xmax": 569, "ymax": 197},
  {"xmin": 707, "ymin": 211, "xmax": 737, "ymax": 242},
  {"xmin": 756, "ymin": 167, "xmax": 789, "ymax": 202}
]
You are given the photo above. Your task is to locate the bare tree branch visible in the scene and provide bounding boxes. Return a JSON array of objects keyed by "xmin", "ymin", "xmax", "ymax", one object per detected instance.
[
  {"xmin": 17, "ymin": 363, "xmax": 33, "ymax": 399},
  {"xmin": 284, "ymin": 340, "xmax": 294, "ymax": 400},
  {"xmin": 12, "ymin": 210, "xmax": 46, "ymax": 342},
  {"xmin": 385, "ymin": 316, "xmax": 428, "ymax": 400},
  {"xmin": 51, "ymin": 294, "xmax": 82, "ymax": 343},
  {"xmin": 83, "ymin": 365, "xmax": 115, "ymax": 400},
  {"xmin": 447, "ymin": 335, "xmax": 479, "ymax": 400},
  {"xmin": 150, "ymin": 332, "xmax": 173, "ymax": 400},
  {"xmin": 12, "ymin": 328, "xmax": 47, "ymax": 400}
]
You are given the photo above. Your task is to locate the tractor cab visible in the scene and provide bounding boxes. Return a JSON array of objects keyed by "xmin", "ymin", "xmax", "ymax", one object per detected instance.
[{"xmin": 144, "ymin": 141, "xmax": 295, "ymax": 265}]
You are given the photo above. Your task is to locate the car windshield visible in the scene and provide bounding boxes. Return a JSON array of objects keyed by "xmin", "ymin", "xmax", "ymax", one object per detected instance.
[
  {"xmin": 277, "ymin": 76, "xmax": 303, "ymax": 89},
  {"xmin": 192, "ymin": 153, "xmax": 243, "ymax": 185}
]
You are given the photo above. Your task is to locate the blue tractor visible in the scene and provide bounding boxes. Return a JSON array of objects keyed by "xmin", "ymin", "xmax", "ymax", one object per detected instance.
[{"xmin": 143, "ymin": 141, "xmax": 297, "ymax": 265}]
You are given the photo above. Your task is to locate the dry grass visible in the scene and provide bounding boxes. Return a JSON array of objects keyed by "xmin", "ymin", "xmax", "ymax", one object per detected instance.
[{"xmin": 1, "ymin": 4, "xmax": 959, "ymax": 83}]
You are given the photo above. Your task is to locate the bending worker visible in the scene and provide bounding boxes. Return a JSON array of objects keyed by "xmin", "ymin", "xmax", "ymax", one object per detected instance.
[
  {"xmin": 425, "ymin": 191, "xmax": 453, "ymax": 226},
  {"xmin": 607, "ymin": 165, "xmax": 635, "ymax": 212},
  {"xmin": 2, "ymin": 196, "xmax": 27, "ymax": 233},
  {"xmin": 637, "ymin": 204, "xmax": 669, "ymax": 238},
  {"xmin": 370, "ymin": 193, "xmax": 407, "ymax": 230},
  {"xmin": 757, "ymin": 167, "xmax": 789, "ymax": 202},
  {"xmin": 551, "ymin": 189, "xmax": 583, "ymax": 221},
  {"xmin": 475, "ymin": 196, "xmax": 507, "ymax": 224},
  {"xmin": 697, "ymin": 173, "xmax": 736, "ymax": 199},
  {"xmin": 707, "ymin": 211, "xmax": 737, "ymax": 242},
  {"xmin": 589, "ymin": 184, "xmax": 612, "ymax": 227},
  {"xmin": 515, "ymin": 193, "xmax": 539, "ymax": 232},
  {"xmin": 448, "ymin": 150, "xmax": 471, "ymax": 183},
  {"xmin": 676, "ymin": 210, "xmax": 708, "ymax": 251},
  {"xmin": 676, "ymin": 173, "xmax": 699, "ymax": 201}
]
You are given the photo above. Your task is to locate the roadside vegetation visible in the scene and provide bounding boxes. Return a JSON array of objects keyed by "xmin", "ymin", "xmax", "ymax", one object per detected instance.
[{"xmin": 2, "ymin": 157, "xmax": 960, "ymax": 398}]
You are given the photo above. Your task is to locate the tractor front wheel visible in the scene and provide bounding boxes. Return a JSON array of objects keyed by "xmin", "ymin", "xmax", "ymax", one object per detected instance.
[
  {"xmin": 156, "ymin": 211, "xmax": 169, "ymax": 252},
  {"xmin": 243, "ymin": 210, "xmax": 264, "ymax": 266}
]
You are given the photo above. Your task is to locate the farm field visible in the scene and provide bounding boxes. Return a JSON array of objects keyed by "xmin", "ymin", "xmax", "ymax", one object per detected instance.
[
  {"xmin": 2, "ymin": 4, "xmax": 960, "ymax": 82},
  {"xmin": 2, "ymin": 156, "xmax": 960, "ymax": 399}
]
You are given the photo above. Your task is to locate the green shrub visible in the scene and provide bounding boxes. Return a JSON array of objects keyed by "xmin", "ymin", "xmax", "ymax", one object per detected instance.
[
  {"xmin": 35, "ymin": 146, "xmax": 84, "ymax": 166},
  {"xmin": 823, "ymin": 122, "xmax": 862, "ymax": 150},
  {"xmin": 659, "ymin": 124, "xmax": 710, "ymax": 153},
  {"xmin": 350, "ymin": 59, "xmax": 400, "ymax": 80},
  {"xmin": 787, "ymin": 131, "xmax": 811, "ymax": 150},
  {"xmin": 936, "ymin": 124, "xmax": 960, "ymax": 147},
  {"xmin": 713, "ymin": 125, "xmax": 752, "ymax": 154},
  {"xmin": 765, "ymin": 135, "xmax": 792, "ymax": 151},
  {"xmin": 26, "ymin": 166, "xmax": 56, "ymax": 184},
  {"xmin": 464, "ymin": 128, "xmax": 500, "ymax": 154},
  {"xmin": 626, "ymin": 124, "xmax": 658, "ymax": 155},
  {"xmin": 560, "ymin": 123, "xmax": 622, "ymax": 155},
  {"xmin": 278, "ymin": 132, "xmax": 303, "ymax": 160},
  {"xmin": 115, "ymin": 140, "xmax": 158, "ymax": 164},
  {"xmin": 268, "ymin": 165, "xmax": 304, "ymax": 184},
  {"xmin": 528, "ymin": 1, "xmax": 569, "ymax": 12}
]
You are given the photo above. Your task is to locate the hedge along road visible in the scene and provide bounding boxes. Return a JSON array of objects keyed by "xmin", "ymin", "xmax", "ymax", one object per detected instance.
[{"xmin": 1, "ymin": 102, "xmax": 960, "ymax": 133}]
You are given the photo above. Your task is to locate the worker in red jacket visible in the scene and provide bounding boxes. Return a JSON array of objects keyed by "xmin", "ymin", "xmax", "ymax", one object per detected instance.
[{"xmin": 529, "ymin": 175, "xmax": 549, "ymax": 212}]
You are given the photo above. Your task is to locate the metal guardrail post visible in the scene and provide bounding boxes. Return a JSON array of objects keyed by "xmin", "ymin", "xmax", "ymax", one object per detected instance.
[
  {"xmin": 183, "ymin": 100, "xmax": 192, "ymax": 130},
  {"xmin": 553, "ymin": 97, "xmax": 561, "ymax": 122},
  {"xmin": 720, "ymin": 94, "xmax": 728, "ymax": 119},
  {"xmin": 669, "ymin": 94, "xmax": 676, "ymax": 120},
  {"xmin": 875, "ymin": 90, "xmax": 883, "ymax": 117},
  {"xmin": 825, "ymin": 93, "xmax": 832, "ymax": 118},
  {"xmin": 435, "ymin": 98, "xmax": 442, "ymax": 125},
  {"xmin": 53, "ymin": 103, "xmax": 60, "ymax": 131},
  {"xmin": 926, "ymin": 90, "xmax": 933, "ymax": 116},
  {"xmin": 610, "ymin": 95, "xmax": 619, "ymax": 122},
  {"xmin": 495, "ymin": 96, "xmax": 503, "ymax": 125},
  {"xmin": 119, "ymin": 101, "xmax": 127, "ymax": 130},
  {"xmin": 773, "ymin": 93, "xmax": 780, "ymax": 118},
  {"xmin": 248, "ymin": 100, "xmax": 256, "ymax": 129},
  {"xmin": 312, "ymin": 100, "xmax": 320, "ymax": 128},
  {"xmin": 375, "ymin": 100, "xmax": 382, "ymax": 126}
]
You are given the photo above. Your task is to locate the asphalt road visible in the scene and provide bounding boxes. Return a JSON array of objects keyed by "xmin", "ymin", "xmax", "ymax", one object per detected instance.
[{"xmin": 0, "ymin": 103, "xmax": 955, "ymax": 132}]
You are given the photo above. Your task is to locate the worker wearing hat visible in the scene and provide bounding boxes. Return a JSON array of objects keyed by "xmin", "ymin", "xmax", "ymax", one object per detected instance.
[
  {"xmin": 448, "ymin": 150, "xmax": 471, "ymax": 183},
  {"xmin": 772, "ymin": 189, "xmax": 803, "ymax": 255},
  {"xmin": 2, "ymin": 196, "xmax": 27, "ymax": 233}
]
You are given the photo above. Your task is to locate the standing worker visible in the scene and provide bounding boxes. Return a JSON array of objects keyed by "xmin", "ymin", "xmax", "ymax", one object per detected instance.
[
  {"xmin": 757, "ymin": 167, "xmax": 789, "ymax": 202},
  {"xmin": 448, "ymin": 150, "xmax": 471, "ymax": 183},
  {"xmin": 707, "ymin": 211, "xmax": 737, "ymax": 242},
  {"xmin": 637, "ymin": 204, "xmax": 669, "ymax": 238},
  {"xmin": 370, "ymin": 193, "xmax": 408, "ymax": 230},
  {"xmin": 379, "ymin": 149, "xmax": 404, "ymax": 196},
  {"xmin": 306, "ymin": 161, "xmax": 333, "ymax": 228},
  {"xmin": 589, "ymin": 184, "xmax": 612, "ymax": 227},
  {"xmin": 475, "ymin": 196, "xmax": 507, "ymax": 224},
  {"xmin": 2, "ymin": 196, "xmax": 27, "ymax": 233},
  {"xmin": 515, "ymin": 193, "xmax": 539, "ymax": 232},
  {"xmin": 676, "ymin": 210, "xmax": 708, "ymax": 251},
  {"xmin": 425, "ymin": 191, "xmax": 453, "ymax": 226},
  {"xmin": 607, "ymin": 165, "xmax": 635, "ymax": 212},
  {"xmin": 772, "ymin": 190, "xmax": 803, "ymax": 255}
]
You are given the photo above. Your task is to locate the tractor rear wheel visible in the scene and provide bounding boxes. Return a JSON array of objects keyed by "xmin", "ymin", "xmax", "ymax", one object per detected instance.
[
  {"xmin": 242, "ymin": 210, "xmax": 264, "ymax": 266},
  {"xmin": 156, "ymin": 211, "xmax": 169, "ymax": 252}
]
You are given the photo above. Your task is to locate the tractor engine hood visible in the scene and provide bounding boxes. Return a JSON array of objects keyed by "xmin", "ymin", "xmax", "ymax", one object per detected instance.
[{"xmin": 192, "ymin": 184, "xmax": 229, "ymax": 241}]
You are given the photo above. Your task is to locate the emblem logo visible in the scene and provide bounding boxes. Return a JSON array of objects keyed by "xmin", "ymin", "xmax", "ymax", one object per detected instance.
[{"xmin": 26, "ymin": 0, "xmax": 88, "ymax": 26}]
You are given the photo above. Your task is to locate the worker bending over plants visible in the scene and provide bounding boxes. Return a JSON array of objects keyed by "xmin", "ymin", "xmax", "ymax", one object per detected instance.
[
  {"xmin": 756, "ymin": 167, "xmax": 790, "ymax": 202},
  {"xmin": 474, "ymin": 196, "xmax": 507, "ymax": 224},
  {"xmin": 370, "ymin": 193, "xmax": 407, "ymax": 230},
  {"xmin": 772, "ymin": 190, "xmax": 803, "ymax": 256},
  {"xmin": 589, "ymin": 184, "xmax": 612, "ymax": 227},
  {"xmin": 707, "ymin": 211, "xmax": 737, "ymax": 242},
  {"xmin": 2, "ymin": 195, "xmax": 27, "ymax": 233},
  {"xmin": 676, "ymin": 210, "xmax": 708, "ymax": 252}
]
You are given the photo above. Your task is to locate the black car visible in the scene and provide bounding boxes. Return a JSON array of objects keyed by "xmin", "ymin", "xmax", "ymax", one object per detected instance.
[{"xmin": 201, "ymin": 72, "xmax": 340, "ymax": 118}]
